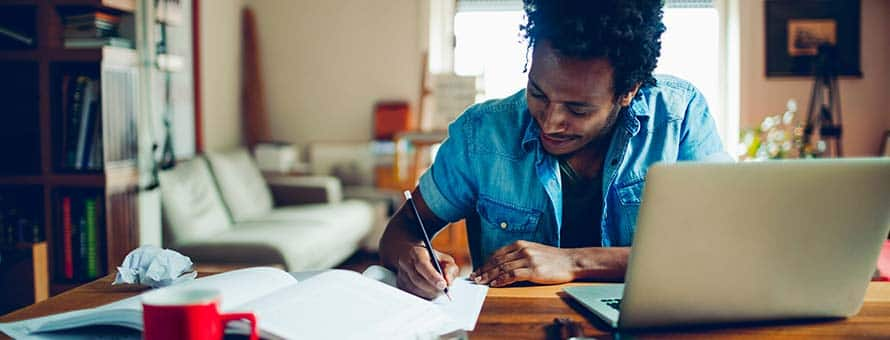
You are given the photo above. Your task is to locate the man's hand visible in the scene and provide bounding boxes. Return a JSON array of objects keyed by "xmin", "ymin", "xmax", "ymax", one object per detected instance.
[
  {"xmin": 470, "ymin": 240, "xmax": 577, "ymax": 287},
  {"xmin": 396, "ymin": 245, "xmax": 460, "ymax": 299}
]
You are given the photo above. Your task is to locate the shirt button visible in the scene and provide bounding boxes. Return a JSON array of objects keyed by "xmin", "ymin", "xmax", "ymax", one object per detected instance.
[{"xmin": 500, "ymin": 222, "xmax": 508, "ymax": 229}]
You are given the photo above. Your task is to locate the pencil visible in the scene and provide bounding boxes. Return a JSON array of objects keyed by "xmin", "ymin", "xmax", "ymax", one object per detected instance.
[{"xmin": 404, "ymin": 190, "xmax": 453, "ymax": 301}]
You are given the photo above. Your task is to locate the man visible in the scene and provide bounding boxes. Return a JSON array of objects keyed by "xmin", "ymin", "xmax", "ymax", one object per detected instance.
[{"xmin": 380, "ymin": 0, "xmax": 730, "ymax": 299}]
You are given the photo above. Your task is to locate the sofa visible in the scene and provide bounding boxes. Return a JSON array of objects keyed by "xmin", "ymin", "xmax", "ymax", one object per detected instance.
[{"xmin": 158, "ymin": 148, "xmax": 376, "ymax": 271}]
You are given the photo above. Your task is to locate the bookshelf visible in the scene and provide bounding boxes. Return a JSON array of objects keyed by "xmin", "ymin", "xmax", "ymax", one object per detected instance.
[{"xmin": 0, "ymin": 0, "xmax": 142, "ymax": 296}]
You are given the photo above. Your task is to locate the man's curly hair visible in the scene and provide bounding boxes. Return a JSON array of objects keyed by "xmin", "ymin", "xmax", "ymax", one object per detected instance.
[{"xmin": 521, "ymin": 0, "xmax": 666, "ymax": 97}]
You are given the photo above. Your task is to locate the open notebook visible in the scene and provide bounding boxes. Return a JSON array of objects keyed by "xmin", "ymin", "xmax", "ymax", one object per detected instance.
[{"xmin": 0, "ymin": 267, "xmax": 487, "ymax": 339}]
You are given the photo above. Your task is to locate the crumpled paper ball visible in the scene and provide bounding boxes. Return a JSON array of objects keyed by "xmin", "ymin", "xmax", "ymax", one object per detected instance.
[{"xmin": 113, "ymin": 245, "xmax": 197, "ymax": 288}]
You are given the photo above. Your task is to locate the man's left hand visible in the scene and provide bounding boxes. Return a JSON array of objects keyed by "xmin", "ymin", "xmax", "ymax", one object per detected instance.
[{"xmin": 470, "ymin": 240, "xmax": 576, "ymax": 287}]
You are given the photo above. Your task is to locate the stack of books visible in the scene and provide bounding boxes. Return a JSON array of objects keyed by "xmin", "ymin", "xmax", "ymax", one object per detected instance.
[
  {"xmin": 60, "ymin": 74, "xmax": 103, "ymax": 171},
  {"xmin": 58, "ymin": 193, "xmax": 104, "ymax": 282},
  {"xmin": 0, "ymin": 213, "xmax": 42, "ymax": 245},
  {"xmin": 0, "ymin": 193, "xmax": 44, "ymax": 245},
  {"xmin": 62, "ymin": 11, "xmax": 131, "ymax": 49}
]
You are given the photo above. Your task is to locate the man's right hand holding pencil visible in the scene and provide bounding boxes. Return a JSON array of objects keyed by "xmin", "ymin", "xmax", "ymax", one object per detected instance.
[
  {"xmin": 395, "ymin": 245, "xmax": 460, "ymax": 300},
  {"xmin": 379, "ymin": 189, "xmax": 461, "ymax": 300}
]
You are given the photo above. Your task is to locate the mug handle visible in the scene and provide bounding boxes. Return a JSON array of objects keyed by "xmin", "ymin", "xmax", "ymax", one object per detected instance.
[{"xmin": 219, "ymin": 312, "xmax": 259, "ymax": 340}]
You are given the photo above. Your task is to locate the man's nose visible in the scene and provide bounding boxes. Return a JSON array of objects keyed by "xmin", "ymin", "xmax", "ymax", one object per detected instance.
[{"xmin": 541, "ymin": 103, "xmax": 567, "ymax": 132}]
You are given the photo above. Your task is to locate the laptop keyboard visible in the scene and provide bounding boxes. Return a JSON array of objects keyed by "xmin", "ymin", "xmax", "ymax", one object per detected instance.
[{"xmin": 601, "ymin": 298, "xmax": 622, "ymax": 311}]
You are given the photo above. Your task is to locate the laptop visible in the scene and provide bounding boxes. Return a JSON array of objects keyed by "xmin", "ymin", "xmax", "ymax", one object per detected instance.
[{"xmin": 565, "ymin": 158, "xmax": 890, "ymax": 329}]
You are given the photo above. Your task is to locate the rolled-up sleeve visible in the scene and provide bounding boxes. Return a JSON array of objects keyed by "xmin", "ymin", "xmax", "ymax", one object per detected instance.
[
  {"xmin": 418, "ymin": 113, "xmax": 478, "ymax": 223},
  {"xmin": 678, "ymin": 87, "xmax": 733, "ymax": 162}
]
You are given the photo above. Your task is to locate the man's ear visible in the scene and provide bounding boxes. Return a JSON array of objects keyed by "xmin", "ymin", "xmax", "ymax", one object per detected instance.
[{"xmin": 619, "ymin": 83, "xmax": 642, "ymax": 107}]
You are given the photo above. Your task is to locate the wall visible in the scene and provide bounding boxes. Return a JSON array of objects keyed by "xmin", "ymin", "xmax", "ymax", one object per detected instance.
[
  {"xmin": 245, "ymin": 0, "xmax": 424, "ymax": 146},
  {"xmin": 200, "ymin": 0, "xmax": 245, "ymax": 151},
  {"xmin": 739, "ymin": 0, "xmax": 890, "ymax": 156}
]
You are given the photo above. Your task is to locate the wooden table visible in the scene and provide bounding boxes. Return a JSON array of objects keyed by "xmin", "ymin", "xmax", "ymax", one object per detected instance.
[{"xmin": 3, "ymin": 274, "xmax": 890, "ymax": 339}]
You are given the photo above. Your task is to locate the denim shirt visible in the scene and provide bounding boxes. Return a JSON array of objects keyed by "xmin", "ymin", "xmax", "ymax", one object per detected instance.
[{"xmin": 418, "ymin": 75, "xmax": 731, "ymax": 267}]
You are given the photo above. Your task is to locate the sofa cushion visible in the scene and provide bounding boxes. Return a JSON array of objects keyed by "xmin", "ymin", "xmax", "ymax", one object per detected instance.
[
  {"xmin": 205, "ymin": 148, "xmax": 274, "ymax": 221},
  {"xmin": 159, "ymin": 158, "xmax": 232, "ymax": 244},
  {"xmin": 240, "ymin": 200, "xmax": 371, "ymax": 227},
  {"xmin": 177, "ymin": 201, "xmax": 374, "ymax": 270},
  {"xmin": 185, "ymin": 202, "xmax": 370, "ymax": 271}
]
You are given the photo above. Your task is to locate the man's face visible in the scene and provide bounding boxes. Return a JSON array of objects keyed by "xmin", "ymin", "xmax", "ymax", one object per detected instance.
[{"xmin": 526, "ymin": 40, "xmax": 634, "ymax": 156}]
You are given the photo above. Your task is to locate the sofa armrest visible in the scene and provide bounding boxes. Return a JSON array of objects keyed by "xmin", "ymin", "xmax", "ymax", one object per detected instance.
[{"xmin": 264, "ymin": 175, "xmax": 343, "ymax": 205}]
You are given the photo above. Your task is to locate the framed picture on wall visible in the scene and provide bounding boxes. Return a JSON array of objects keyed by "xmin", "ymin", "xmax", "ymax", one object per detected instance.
[{"xmin": 765, "ymin": 0, "xmax": 861, "ymax": 77}]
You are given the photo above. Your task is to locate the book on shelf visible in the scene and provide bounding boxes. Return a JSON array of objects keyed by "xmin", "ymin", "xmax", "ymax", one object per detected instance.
[
  {"xmin": 64, "ymin": 37, "xmax": 133, "ymax": 49},
  {"xmin": 63, "ymin": 11, "xmax": 121, "ymax": 25},
  {"xmin": 74, "ymin": 79, "xmax": 96, "ymax": 169},
  {"xmin": 0, "ymin": 193, "xmax": 44, "ymax": 245},
  {"xmin": 0, "ymin": 26, "xmax": 34, "ymax": 47},
  {"xmin": 61, "ymin": 196, "xmax": 74, "ymax": 280},
  {"xmin": 84, "ymin": 198, "xmax": 99, "ymax": 279},
  {"xmin": 62, "ymin": 11, "xmax": 120, "ymax": 39},
  {"xmin": 0, "ymin": 217, "xmax": 42, "ymax": 245},
  {"xmin": 56, "ymin": 193, "xmax": 104, "ymax": 282},
  {"xmin": 60, "ymin": 74, "xmax": 104, "ymax": 171}
]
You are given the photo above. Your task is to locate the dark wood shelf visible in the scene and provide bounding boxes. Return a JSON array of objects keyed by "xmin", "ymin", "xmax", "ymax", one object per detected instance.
[
  {"xmin": 0, "ymin": 165, "xmax": 137, "ymax": 188},
  {"xmin": 0, "ymin": 50, "xmax": 40, "ymax": 61},
  {"xmin": 0, "ymin": 0, "xmax": 136, "ymax": 12},
  {"xmin": 48, "ymin": 46, "xmax": 137, "ymax": 65},
  {"xmin": 47, "ymin": 173, "xmax": 106, "ymax": 187},
  {"xmin": 0, "ymin": 176, "xmax": 44, "ymax": 185},
  {"xmin": 51, "ymin": 0, "xmax": 136, "ymax": 13},
  {"xmin": 0, "ymin": 47, "xmax": 137, "ymax": 65},
  {"xmin": 0, "ymin": 174, "xmax": 109, "ymax": 187},
  {"xmin": 0, "ymin": 0, "xmax": 40, "ymax": 5}
]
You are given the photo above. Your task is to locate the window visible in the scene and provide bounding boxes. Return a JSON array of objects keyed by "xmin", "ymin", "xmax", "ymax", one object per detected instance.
[
  {"xmin": 453, "ymin": 8, "xmax": 525, "ymax": 101},
  {"xmin": 656, "ymin": 1, "xmax": 729, "ymax": 148}
]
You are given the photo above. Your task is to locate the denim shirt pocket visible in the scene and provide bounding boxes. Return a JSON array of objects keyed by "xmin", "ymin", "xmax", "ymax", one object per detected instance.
[
  {"xmin": 613, "ymin": 178, "xmax": 646, "ymax": 246},
  {"xmin": 476, "ymin": 196, "xmax": 542, "ymax": 233},
  {"xmin": 616, "ymin": 178, "xmax": 646, "ymax": 206}
]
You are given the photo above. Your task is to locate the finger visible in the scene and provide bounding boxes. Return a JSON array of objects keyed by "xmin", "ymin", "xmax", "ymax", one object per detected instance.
[
  {"xmin": 490, "ymin": 268, "xmax": 534, "ymax": 287},
  {"xmin": 477, "ymin": 257, "xmax": 529, "ymax": 285},
  {"xmin": 474, "ymin": 248, "xmax": 520, "ymax": 278},
  {"xmin": 474, "ymin": 241, "xmax": 530, "ymax": 277},
  {"xmin": 434, "ymin": 251, "xmax": 458, "ymax": 284},
  {"xmin": 487, "ymin": 241, "xmax": 525, "ymax": 265},
  {"xmin": 403, "ymin": 264, "xmax": 440, "ymax": 299},
  {"xmin": 398, "ymin": 269, "xmax": 438, "ymax": 299},
  {"xmin": 399, "ymin": 251, "xmax": 440, "ymax": 297},
  {"xmin": 474, "ymin": 248, "xmax": 528, "ymax": 283},
  {"xmin": 413, "ymin": 250, "xmax": 448, "ymax": 290},
  {"xmin": 441, "ymin": 261, "xmax": 460, "ymax": 284}
]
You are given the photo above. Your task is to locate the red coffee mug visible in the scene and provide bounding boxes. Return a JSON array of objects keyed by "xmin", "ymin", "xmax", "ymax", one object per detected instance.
[{"xmin": 142, "ymin": 288, "xmax": 258, "ymax": 340}]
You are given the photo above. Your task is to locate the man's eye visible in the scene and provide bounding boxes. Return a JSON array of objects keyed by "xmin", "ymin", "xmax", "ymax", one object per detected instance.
[{"xmin": 567, "ymin": 107, "xmax": 589, "ymax": 116}]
